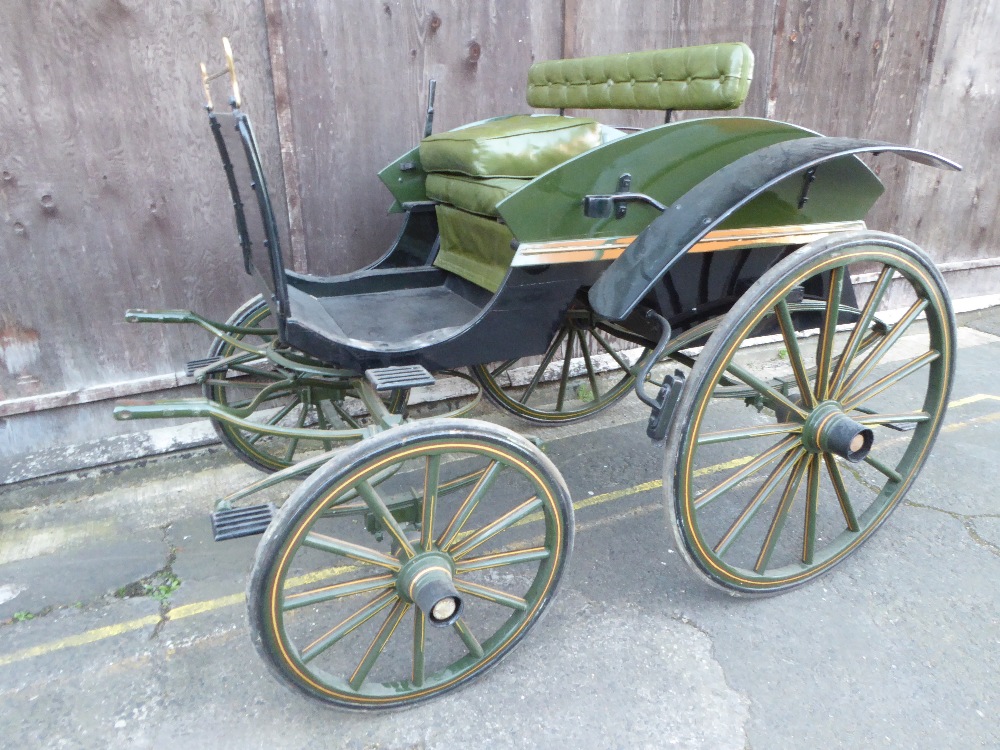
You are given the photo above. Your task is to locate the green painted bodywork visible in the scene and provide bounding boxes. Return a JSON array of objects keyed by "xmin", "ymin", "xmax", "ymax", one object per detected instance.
[
  {"xmin": 496, "ymin": 117, "xmax": 884, "ymax": 242},
  {"xmin": 378, "ymin": 145, "xmax": 428, "ymax": 213}
]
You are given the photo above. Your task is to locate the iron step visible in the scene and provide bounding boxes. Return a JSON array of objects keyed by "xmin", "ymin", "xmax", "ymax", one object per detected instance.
[
  {"xmin": 211, "ymin": 503, "xmax": 276, "ymax": 541},
  {"xmin": 186, "ymin": 356, "xmax": 224, "ymax": 377},
  {"xmin": 365, "ymin": 364, "xmax": 435, "ymax": 391}
]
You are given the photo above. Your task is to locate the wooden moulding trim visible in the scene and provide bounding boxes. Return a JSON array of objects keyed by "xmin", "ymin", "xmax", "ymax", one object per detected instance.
[{"xmin": 510, "ymin": 221, "xmax": 869, "ymax": 267}]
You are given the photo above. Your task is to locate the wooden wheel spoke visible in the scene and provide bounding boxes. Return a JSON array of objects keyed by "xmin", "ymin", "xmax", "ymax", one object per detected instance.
[
  {"xmin": 452, "ymin": 618, "xmax": 484, "ymax": 659},
  {"xmin": 520, "ymin": 328, "xmax": 568, "ymax": 405},
  {"xmin": 412, "ymin": 610, "xmax": 426, "ymax": 687},
  {"xmin": 300, "ymin": 590, "xmax": 397, "ymax": 663},
  {"xmin": 355, "ymin": 479, "xmax": 416, "ymax": 560},
  {"xmin": 349, "ymin": 600, "xmax": 410, "ymax": 690},
  {"xmin": 303, "ymin": 532, "xmax": 401, "ymax": 571},
  {"xmin": 454, "ymin": 579, "xmax": 528, "ymax": 611},
  {"xmin": 577, "ymin": 329, "xmax": 602, "ymax": 400},
  {"xmin": 724, "ymin": 362, "xmax": 808, "ymax": 419},
  {"xmin": 282, "ymin": 574, "xmax": 395, "ymax": 611},
  {"xmin": 456, "ymin": 546, "xmax": 550, "ymax": 573},
  {"xmin": 315, "ymin": 402, "xmax": 335, "ymax": 451},
  {"xmin": 555, "ymin": 330, "xmax": 575, "ymax": 412},
  {"xmin": 591, "ymin": 328, "xmax": 635, "ymax": 373},
  {"xmin": 490, "ymin": 359, "xmax": 518, "ymax": 379},
  {"xmin": 449, "ymin": 496, "xmax": 544, "ymax": 560},
  {"xmin": 281, "ymin": 403, "xmax": 309, "ymax": 461},
  {"xmin": 802, "ymin": 455, "xmax": 820, "ymax": 564},
  {"xmin": 754, "ymin": 454, "xmax": 810, "ymax": 573},
  {"xmin": 864, "ymin": 453, "xmax": 903, "ymax": 483},
  {"xmin": 420, "ymin": 454, "xmax": 442, "ymax": 551},
  {"xmin": 437, "ymin": 461, "xmax": 503, "ymax": 551},
  {"xmin": 775, "ymin": 299, "xmax": 817, "ymax": 408},
  {"xmin": 836, "ymin": 298, "xmax": 929, "ymax": 400},
  {"xmin": 853, "ymin": 410, "xmax": 930, "ymax": 427},
  {"xmin": 841, "ymin": 350, "xmax": 940, "ymax": 411},
  {"xmin": 713, "ymin": 448, "xmax": 804, "ymax": 555},
  {"xmin": 829, "ymin": 266, "xmax": 895, "ymax": 397},
  {"xmin": 814, "ymin": 267, "xmax": 845, "ymax": 401},
  {"xmin": 823, "ymin": 454, "xmax": 860, "ymax": 532},
  {"xmin": 695, "ymin": 436, "xmax": 801, "ymax": 508},
  {"xmin": 696, "ymin": 422, "xmax": 803, "ymax": 447}
]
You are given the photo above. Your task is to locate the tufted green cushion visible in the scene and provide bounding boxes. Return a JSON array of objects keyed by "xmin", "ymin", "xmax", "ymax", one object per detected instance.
[
  {"xmin": 420, "ymin": 115, "xmax": 603, "ymax": 178},
  {"xmin": 526, "ymin": 43, "xmax": 754, "ymax": 111},
  {"xmin": 425, "ymin": 173, "xmax": 528, "ymax": 217}
]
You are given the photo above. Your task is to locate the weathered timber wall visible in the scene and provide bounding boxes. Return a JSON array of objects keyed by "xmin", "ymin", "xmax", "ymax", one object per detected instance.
[
  {"xmin": 268, "ymin": 0, "xmax": 563, "ymax": 275},
  {"xmin": 0, "ymin": 0, "xmax": 995, "ymax": 480}
]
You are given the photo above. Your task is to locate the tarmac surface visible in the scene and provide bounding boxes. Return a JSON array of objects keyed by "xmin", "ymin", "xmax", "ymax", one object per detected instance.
[{"xmin": 1, "ymin": 309, "xmax": 999, "ymax": 749}]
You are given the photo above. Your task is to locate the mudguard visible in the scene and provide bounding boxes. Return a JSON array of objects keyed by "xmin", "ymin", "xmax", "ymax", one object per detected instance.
[{"xmin": 588, "ymin": 137, "xmax": 961, "ymax": 322}]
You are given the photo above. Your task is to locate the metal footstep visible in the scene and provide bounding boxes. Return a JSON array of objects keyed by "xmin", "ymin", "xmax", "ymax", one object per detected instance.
[
  {"xmin": 186, "ymin": 356, "xmax": 224, "ymax": 377},
  {"xmin": 365, "ymin": 364, "xmax": 435, "ymax": 391},
  {"xmin": 211, "ymin": 503, "xmax": 276, "ymax": 541}
]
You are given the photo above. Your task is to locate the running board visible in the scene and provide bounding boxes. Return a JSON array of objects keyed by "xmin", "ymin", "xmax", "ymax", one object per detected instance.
[
  {"xmin": 211, "ymin": 504, "xmax": 276, "ymax": 541},
  {"xmin": 365, "ymin": 365, "xmax": 435, "ymax": 391}
]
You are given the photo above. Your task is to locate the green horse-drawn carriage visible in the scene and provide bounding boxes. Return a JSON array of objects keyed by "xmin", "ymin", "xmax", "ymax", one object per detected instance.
[{"xmin": 115, "ymin": 39, "xmax": 960, "ymax": 709}]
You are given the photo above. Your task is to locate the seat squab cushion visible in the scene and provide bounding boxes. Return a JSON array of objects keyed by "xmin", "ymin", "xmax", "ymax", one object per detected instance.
[{"xmin": 419, "ymin": 115, "xmax": 603, "ymax": 178}]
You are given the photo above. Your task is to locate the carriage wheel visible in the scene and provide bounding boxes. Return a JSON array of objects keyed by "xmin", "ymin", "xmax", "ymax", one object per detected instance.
[
  {"xmin": 473, "ymin": 303, "xmax": 653, "ymax": 423},
  {"xmin": 665, "ymin": 232, "xmax": 955, "ymax": 594},
  {"xmin": 202, "ymin": 295, "xmax": 407, "ymax": 472},
  {"xmin": 247, "ymin": 419, "xmax": 573, "ymax": 709}
]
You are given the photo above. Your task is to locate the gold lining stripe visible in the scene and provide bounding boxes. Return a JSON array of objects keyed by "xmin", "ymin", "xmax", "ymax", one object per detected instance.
[{"xmin": 510, "ymin": 221, "xmax": 867, "ymax": 267}]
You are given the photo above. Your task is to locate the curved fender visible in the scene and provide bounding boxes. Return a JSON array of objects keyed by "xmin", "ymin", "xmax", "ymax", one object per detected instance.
[{"xmin": 587, "ymin": 137, "xmax": 961, "ymax": 323}]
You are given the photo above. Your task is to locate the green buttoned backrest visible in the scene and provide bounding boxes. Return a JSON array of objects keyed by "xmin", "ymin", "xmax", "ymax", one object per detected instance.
[{"xmin": 526, "ymin": 43, "xmax": 754, "ymax": 111}]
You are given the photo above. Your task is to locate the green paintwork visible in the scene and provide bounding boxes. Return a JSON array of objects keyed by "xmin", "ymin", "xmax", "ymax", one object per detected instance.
[
  {"xmin": 378, "ymin": 146, "xmax": 428, "ymax": 213},
  {"xmin": 496, "ymin": 117, "xmax": 884, "ymax": 242}
]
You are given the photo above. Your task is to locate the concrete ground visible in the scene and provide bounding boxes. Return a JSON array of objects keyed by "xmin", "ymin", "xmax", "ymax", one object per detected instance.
[{"xmin": 1, "ymin": 310, "xmax": 998, "ymax": 749}]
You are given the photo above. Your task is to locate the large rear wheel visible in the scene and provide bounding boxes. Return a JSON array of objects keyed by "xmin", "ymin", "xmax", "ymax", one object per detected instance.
[{"xmin": 666, "ymin": 232, "xmax": 955, "ymax": 594}]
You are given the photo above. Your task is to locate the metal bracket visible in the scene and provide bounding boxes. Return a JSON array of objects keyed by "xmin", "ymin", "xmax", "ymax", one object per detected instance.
[
  {"xmin": 632, "ymin": 310, "xmax": 686, "ymax": 442},
  {"xmin": 583, "ymin": 174, "xmax": 667, "ymax": 220},
  {"xmin": 797, "ymin": 167, "xmax": 818, "ymax": 209}
]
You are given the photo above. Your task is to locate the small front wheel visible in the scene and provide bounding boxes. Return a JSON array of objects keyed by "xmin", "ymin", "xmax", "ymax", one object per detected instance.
[
  {"xmin": 666, "ymin": 232, "xmax": 955, "ymax": 594},
  {"xmin": 248, "ymin": 419, "xmax": 574, "ymax": 709}
]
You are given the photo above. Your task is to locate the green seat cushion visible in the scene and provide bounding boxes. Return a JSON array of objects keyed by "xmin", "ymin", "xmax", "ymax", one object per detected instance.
[
  {"xmin": 425, "ymin": 173, "xmax": 528, "ymax": 217},
  {"xmin": 526, "ymin": 43, "xmax": 754, "ymax": 111},
  {"xmin": 420, "ymin": 115, "xmax": 603, "ymax": 178},
  {"xmin": 433, "ymin": 205, "xmax": 515, "ymax": 293}
]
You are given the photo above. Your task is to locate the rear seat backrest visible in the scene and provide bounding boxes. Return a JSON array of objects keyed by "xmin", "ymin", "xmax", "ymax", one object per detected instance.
[{"xmin": 526, "ymin": 43, "xmax": 754, "ymax": 111}]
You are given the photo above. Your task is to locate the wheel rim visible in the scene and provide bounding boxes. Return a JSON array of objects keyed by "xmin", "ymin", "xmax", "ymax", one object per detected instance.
[
  {"xmin": 473, "ymin": 304, "xmax": 647, "ymax": 423},
  {"xmin": 250, "ymin": 422, "xmax": 572, "ymax": 708},
  {"xmin": 204, "ymin": 296, "xmax": 406, "ymax": 472},
  {"xmin": 670, "ymin": 233, "xmax": 954, "ymax": 592}
]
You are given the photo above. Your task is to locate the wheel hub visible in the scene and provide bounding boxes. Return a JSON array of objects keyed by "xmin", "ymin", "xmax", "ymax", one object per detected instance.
[
  {"xmin": 395, "ymin": 551, "xmax": 463, "ymax": 627},
  {"xmin": 801, "ymin": 401, "xmax": 874, "ymax": 462}
]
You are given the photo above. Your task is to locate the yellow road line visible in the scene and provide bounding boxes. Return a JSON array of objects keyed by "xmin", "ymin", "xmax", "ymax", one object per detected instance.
[{"xmin": 2, "ymin": 394, "xmax": 998, "ymax": 669}]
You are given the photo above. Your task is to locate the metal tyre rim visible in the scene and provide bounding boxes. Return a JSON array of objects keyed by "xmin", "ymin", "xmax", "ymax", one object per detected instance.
[
  {"xmin": 665, "ymin": 231, "xmax": 955, "ymax": 594},
  {"xmin": 247, "ymin": 418, "xmax": 574, "ymax": 709}
]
